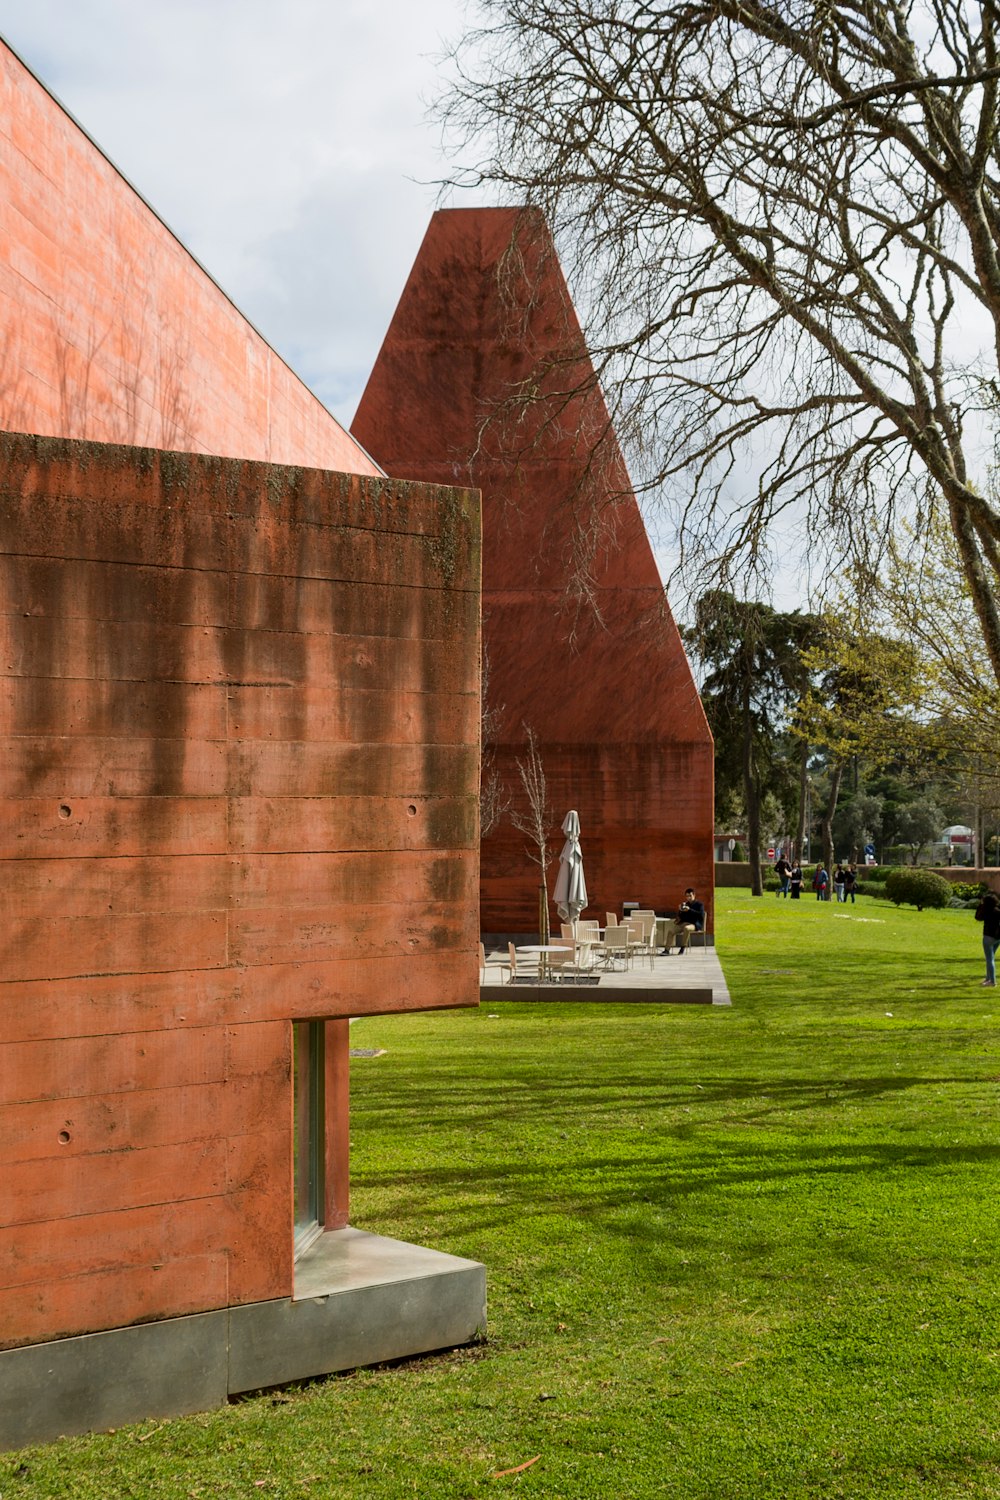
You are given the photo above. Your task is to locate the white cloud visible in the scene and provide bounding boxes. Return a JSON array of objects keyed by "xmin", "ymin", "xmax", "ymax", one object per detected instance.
[{"xmin": 0, "ymin": 0, "xmax": 478, "ymax": 422}]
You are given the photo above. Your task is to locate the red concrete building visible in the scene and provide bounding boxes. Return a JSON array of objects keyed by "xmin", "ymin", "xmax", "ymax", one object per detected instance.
[
  {"xmin": 0, "ymin": 40, "xmax": 376, "ymax": 474},
  {"xmin": 352, "ymin": 208, "xmax": 714, "ymax": 934},
  {"xmin": 0, "ymin": 44, "xmax": 483, "ymax": 1447}
]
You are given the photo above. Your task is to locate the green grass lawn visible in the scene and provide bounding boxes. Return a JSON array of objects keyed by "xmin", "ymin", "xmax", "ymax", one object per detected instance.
[{"xmin": 6, "ymin": 890, "xmax": 1000, "ymax": 1498}]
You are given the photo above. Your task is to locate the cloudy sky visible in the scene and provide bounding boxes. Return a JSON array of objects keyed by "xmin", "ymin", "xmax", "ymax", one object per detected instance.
[{"xmin": 0, "ymin": 0, "xmax": 481, "ymax": 426}]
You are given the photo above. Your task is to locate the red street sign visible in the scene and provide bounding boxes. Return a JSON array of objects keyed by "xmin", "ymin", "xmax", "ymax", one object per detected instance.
[{"xmin": 767, "ymin": 847, "xmax": 775, "ymax": 858}]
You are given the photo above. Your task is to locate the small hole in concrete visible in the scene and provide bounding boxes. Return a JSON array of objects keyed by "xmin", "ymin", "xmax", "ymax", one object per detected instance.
[
  {"xmin": 407, "ymin": 804, "xmax": 418, "ymax": 817},
  {"xmin": 58, "ymin": 805, "xmax": 72, "ymax": 819},
  {"xmin": 58, "ymin": 1130, "xmax": 71, "ymax": 1144}
]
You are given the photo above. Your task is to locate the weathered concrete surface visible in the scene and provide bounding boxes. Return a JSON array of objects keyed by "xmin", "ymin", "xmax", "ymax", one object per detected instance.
[
  {"xmin": 0, "ymin": 1311, "xmax": 229, "ymax": 1449},
  {"xmin": 229, "ymin": 1228, "xmax": 487, "ymax": 1393},
  {"xmin": 352, "ymin": 208, "xmax": 714, "ymax": 934},
  {"xmin": 0, "ymin": 40, "xmax": 377, "ymax": 474},
  {"xmin": 0, "ymin": 1232, "xmax": 486, "ymax": 1449},
  {"xmin": 0, "ymin": 434, "xmax": 481, "ymax": 1355}
]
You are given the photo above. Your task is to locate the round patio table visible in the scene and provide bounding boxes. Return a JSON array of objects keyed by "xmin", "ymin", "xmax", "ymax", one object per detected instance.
[{"xmin": 516, "ymin": 944, "xmax": 570, "ymax": 981}]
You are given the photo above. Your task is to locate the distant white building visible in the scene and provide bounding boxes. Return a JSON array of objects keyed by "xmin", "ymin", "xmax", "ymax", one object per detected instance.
[{"xmin": 941, "ymin": 825, "xmax": 975, "ymax": 863}]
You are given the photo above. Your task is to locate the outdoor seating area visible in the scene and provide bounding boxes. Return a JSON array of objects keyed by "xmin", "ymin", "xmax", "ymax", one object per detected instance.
[
  {"xmin": 484, "ymin": 926, "xmax": 729, "ymax": 1005},
  {"xmin": 504, "ymin": 909, "xmax": 689, "ymax": 981}
]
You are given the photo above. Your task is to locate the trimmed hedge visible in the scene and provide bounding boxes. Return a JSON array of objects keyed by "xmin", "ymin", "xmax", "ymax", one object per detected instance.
[
  {"xmin": 884, "ymin": 868, "xmax": 953, "ymax": 911},
  {"xmin": 947, "ymin": 880, "xmax": 989, "ymax": 902}
]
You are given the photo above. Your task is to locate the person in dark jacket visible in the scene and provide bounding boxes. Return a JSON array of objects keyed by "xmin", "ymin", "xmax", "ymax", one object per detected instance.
[
  {"xmin": 664, "ymin": 888, "xmax": 705, "ymax": 955},
  {"xmin": 975, "ymin": 892, "xmax": 1000, "ymax": 987},
  {"xmin": 789, "ymin": 863, "xmax": 803, "ymax": 899}
]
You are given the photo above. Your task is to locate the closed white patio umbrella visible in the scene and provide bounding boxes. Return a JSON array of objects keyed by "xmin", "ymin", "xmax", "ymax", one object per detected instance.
[{"xmin": 553, "ymin": 809, "xmax": 587, "ymax": 924}]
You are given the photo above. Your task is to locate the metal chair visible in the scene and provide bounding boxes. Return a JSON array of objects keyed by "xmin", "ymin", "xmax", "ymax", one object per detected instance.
[
  {"xmin": 546, "ymin": 938, "xmax": 578, "ymax": 981},
  {"xmin": 601, "ymin": 924, "xmax": 632, "ymax": 971},
  {"xmin": 503, "ymin": 941, "xmax": 524, "ymax": 983},
  {"xmin": 628, "ymin": 914, "xmax": 657, "ymax": 970}
]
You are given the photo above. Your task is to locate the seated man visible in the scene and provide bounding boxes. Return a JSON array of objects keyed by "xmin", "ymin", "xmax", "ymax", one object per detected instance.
[{"xmin": 665, "ymin": 888, "xmax": 705, "ymax": 955}]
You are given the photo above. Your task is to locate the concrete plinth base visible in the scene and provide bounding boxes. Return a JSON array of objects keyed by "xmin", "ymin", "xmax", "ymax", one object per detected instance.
[
  {"xmin": 0, "ymin": 1229, "xmax": 486, "ymax": 1451},
  {"xmin": 230, "ymin": 1228, "xmax": 486, "ymax": 1393},
  {"xmin": 489, "ymin": 981, "xmax": 714, "ymax": 1004}
]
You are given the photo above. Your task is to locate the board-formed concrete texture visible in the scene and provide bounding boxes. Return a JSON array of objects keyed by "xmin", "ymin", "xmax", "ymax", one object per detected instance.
[
  {"xmin": 352, "ymin": 208, "xmax": 715, "ymax": 935},
  {"xmin": 0, "ymin": 1233, "xmax": 485, "ymax": 1449},
  {"xmin": 0, "ymin": 34, "xmax": 487, "ymax": 1453},
  {"xmin": 0, "ymin": 433, "xmax": 482, "ymax": 1447},
  {"xmin": 0, "ymin": 39, "xmax": 378, "ymax": 475}
]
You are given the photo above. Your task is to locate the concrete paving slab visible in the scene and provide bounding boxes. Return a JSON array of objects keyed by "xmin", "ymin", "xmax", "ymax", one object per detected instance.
[{"xmin": 481, "ymin": 945, "xmax": 731, "ymax": 1005}]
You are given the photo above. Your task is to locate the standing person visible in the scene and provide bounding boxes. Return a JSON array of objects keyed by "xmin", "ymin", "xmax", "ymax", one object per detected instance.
[
  {"xmin": 833, "ymin": 863, "xmax": 847, "ymax": 902},
  {"xmin": 775, "ymin": 854, "xmax": 792, "ymax": 898},
  {"xmin": 813, "ymin": 863, "xmax": 829, "ymax": 901},
  {"xmin": 789, "ymin": 862, "xmax": 803, "ymax": 899},
  {"xmin": 974, "ymin": 891, "xmax": 1000, "ymax": 987},
  {"xmin": 843, "ymin": 864, "xmax": 858, "ymax": 904}
]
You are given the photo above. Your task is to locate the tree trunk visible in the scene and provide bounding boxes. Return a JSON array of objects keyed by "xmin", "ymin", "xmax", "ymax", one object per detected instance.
[
  {"xmin": 742, "ymin": 679, "xmax": 763, "ymax": 895},
  {"xmin": 821, "ymin": 760, "xmax": 845, "ymax": 879},
  {"xmin": 794, "ymin": 739, "xmax": 809, "ymax": 863},
  {"xmin": 538, "ymin": 881, "xmax": 550, "ymax": 944}
]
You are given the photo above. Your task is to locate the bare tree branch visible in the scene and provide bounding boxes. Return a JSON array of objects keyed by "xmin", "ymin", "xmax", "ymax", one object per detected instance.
[{"xmin": 439, "ymin": 0, "xmax": 1000, "ymax": 683}]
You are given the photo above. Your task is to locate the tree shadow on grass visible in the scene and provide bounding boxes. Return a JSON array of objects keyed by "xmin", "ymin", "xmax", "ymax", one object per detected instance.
[
  {"xmin": 352, "ymin": 1131, "xmax": 1000, "ymax": 1279},
  {"xmin": 353, "ymin": 1067, "xmax": 994, "ymax": 1131}
]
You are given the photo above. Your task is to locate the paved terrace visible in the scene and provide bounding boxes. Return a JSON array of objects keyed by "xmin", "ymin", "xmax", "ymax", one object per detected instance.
[{"xmin": 480, "ymin": 943, "xmax": 731, "ymax": 1006}]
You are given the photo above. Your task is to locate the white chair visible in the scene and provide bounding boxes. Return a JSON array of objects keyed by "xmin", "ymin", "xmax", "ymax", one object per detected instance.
[
  {"xmin": 628, "ymin": 915, "xmax": 657, "ymax": 970},
  {"xmin": 503, "ymin": 941, "xmax": 524, "ymax": 983},
  {"xmin": 574, "ymin": 921, "xmax": 599, "ymax": 968},
  {"xmin": 546, "ymin": 938, "xmax": 577, "ymax": 981},
  {"xmin": 601, "ymin": 924, "xmax": 632, "ymax": 971}
]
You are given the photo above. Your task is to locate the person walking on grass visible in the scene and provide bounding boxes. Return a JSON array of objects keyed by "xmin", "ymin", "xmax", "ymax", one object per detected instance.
[
  {"xmin": 775, "ymin": 854, "xmax": 792, "ymax": 898},
  {"xmin": 789, "ymin": 862, "xmax": 803, "ymax": 899},
  {"xmin": 843, "ymin": 864, "xmax": 858, "ymax": 904},
  {"xmin": 834, "ymin": 863, "xmax": 847, "ymax": 902},
  {"xmin": 813, "ymin": 864, "xmax": 829, "ymax": 901},
  {"xmin": 974, "ymin": 891, "xmax": 1000, "ymax": 987}
]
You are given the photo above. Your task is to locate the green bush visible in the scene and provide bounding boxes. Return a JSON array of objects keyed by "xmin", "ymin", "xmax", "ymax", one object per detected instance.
[
  {"xmin": 731, "ymin": 840, "xmax": 747, "ymax": 861},
  {"xmin": 858, "ymin": 864, "xmax": 894, "ymax": 883},
  {"xmin": 948, "ymin": 880, "xmax": 988, "ymax": 902},
  {"xmin": 884, "ymin": 867, "xmax": 953, "ymax": 911}
]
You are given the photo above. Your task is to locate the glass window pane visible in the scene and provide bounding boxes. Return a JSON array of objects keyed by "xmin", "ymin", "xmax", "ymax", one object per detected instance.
[{"xmin": 293, "ymin": 1020, "xmax": 324, "ymax": 1252}]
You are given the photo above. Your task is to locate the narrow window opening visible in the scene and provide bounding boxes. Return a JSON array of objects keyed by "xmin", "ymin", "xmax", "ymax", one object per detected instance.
[{"xmin": 293, "ymin": 1019, "xmax": 325, "ymax": 1256}]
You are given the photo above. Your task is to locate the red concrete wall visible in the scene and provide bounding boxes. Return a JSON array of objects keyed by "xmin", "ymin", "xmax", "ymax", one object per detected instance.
[
  {"xmin": 352, "ymin": 208, "xmax": 714, "ymax": 932},
  {"xmin": 0, "ymin": 41, "xmax": 377, "ymax": 475},
  {"xmin": 0, "ymin": 433, "xmax": 480, "ymax": 1350}
]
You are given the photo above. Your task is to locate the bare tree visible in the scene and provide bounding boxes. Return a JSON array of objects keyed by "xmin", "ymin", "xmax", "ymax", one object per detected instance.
[
  {"xmin": 479, "ymin": 638, "xmax": 510, "ymax": 840},
  {"xmin": 442, "ymin": 0, "xmax": 1000, "ymax": 685},
  {"xmin": 509, "ymin": 723, "xmax": 557, "ymax": 939}
]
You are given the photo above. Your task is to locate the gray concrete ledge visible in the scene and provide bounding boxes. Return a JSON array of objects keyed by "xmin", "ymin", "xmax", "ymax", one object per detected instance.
[
  {"xmin": 481, "ymin": 944, "xmax": 731, "ymax": 1006},
  {"xmin": 0, "ymin": 1310, "xmax": 228, "ymax": 1450},
  {"xmin": 230, "ymin": 1228, "xmax": 486, "ymax": 1393},
  {"xmin": 0, "ymin": 1229, "xmax": 486, "ymax": 1451},
  {"xmin": 484, "ymin": 982, "xmax": 715, "ymax": 1004}
]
